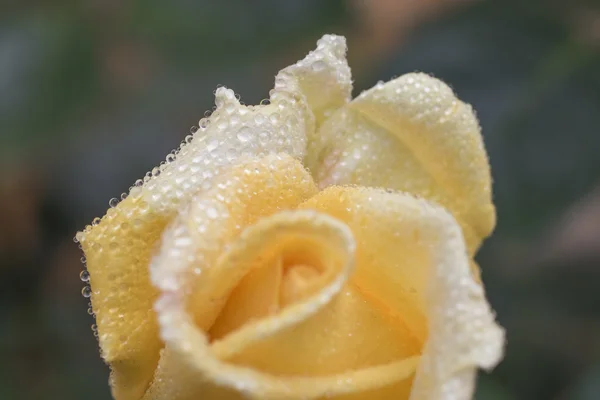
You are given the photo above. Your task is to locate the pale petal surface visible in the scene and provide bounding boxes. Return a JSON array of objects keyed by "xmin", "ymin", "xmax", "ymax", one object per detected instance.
[
  {"xmin": 145, "ymin": 154, "xmax": 378, "ymax": 399},
  {"xmin": 146, "ymin": 182, "xmax": 502, "ymax": 400},
  {"xmin": 77, "ymin": 35, "xmax": 351, "ymax": 400},
  {"xmin": 306, "ymin": 73, "xmax": 495, "ymax": 255},
  {"xmin": 301, "ymin": 187, "xmax": 504, "ymax": 399},
  {"xmin": 77, "ymin": 33, "xmax": 503, "ymax": 400}
]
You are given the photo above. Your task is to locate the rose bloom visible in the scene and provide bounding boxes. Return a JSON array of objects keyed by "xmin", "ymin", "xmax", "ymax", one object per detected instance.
[{"xmin": 77, "ymin": 35, "xmax": 504, "ymax": 400}]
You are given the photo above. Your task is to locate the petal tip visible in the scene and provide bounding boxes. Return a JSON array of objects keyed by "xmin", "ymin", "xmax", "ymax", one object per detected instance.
[
  {"xmin": 214, "ymin": 86, "xmax": 240, "ymax": 108},
  {"xmin": 316, "ymin": 34, "xmax": 347, "ymax": 56}
]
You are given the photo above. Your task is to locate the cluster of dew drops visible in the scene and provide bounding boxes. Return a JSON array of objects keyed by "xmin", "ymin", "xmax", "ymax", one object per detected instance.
[
  {"xmin": 72, "ymin": 105, "xmax": 226, "ymax": 341},
  {"xmin": 72, "ymin": 89, "xmax": 272, "ymax": 340}
]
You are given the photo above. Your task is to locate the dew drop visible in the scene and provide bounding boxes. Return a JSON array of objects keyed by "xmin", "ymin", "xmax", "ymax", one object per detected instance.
[
  {"xmin": 206, "ymin": 207, "xmax": 218, "ymax": 219},
  {"xmin": 260, "ymin": 99, "xmax": 271, "ymax": 106},
  {"xmin": 206, "ymin": 138, "xmax": 219, "ymax": 152},
  {"xmin": 237, "ymin": 127, "xmax": 252, "ymax": 143},
  {"xmin": 80, "ymin": 270, "xmax": 90, "ymax": 282},
  {"xmin": 81, "ymin": 286, "xmax": 92, "ymax": 298},
  {"xmin": 109, "ymin": 198, "xmax": 119, "ymax": 208},
  {"xmin": 199, "ymin": 118, "xmax": 210, "ymax": 129},
  {"xmin": 87, "ymin": 308, "xmax": 94, "ymax": 315},
  {"xmin": 130, "ymin": 186, "xmax": 142, "ymax": 199},
  {"xmin": 312, "ymin": 60, "xmax": 326, "ymax": 72}
]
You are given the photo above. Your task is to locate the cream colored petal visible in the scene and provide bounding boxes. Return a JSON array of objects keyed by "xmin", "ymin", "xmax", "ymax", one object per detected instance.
[
  {"xmin": 143, "ymin": 34, "xmax": 350, "ymax": 215},
  {"xmin": 149, "ymin": 209, "xmax": 421, "ymax": 400},
  {"xmin": 146, "ymin": 153, "xmax": 419, "ymax": 399},
  {"xmin": 307, "ymin": 73, "xmax": 495, "ymax": 255},
  {"xmin": 76, "ymin": 196, "xmax": 167, "ymax": 400},
  {"xmin": 77, "ymin": 153, "xmax": 315, "ymax": 400},
  {"xmin": 211, "ymin": 283, "xmax": 420, "ymax": 399},
  {"xmin": 299, "ymin": 186, "xmax": 504, "ymax": 400},
  {"xmin": 274, "ymin": 34, "xmax": 352, "ymax": 125},
  {"xmin": 76, "ymin": 33, "xmax": 350, "ymax": 398},
  {"xmin": 150, "ymin": 154, "xmax": 318, "ymax": 328}
]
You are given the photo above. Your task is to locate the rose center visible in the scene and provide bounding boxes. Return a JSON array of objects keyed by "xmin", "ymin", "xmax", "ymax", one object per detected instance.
[
  {"xmin": 207, "ymin": 236, "xmax": 331, "ymax": 341},
  {"xmin": 280, "ymin": 264, "xmax": 319, "ymax": 307}
]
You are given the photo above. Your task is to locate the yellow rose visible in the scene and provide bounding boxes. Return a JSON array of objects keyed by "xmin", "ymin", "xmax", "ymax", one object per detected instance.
[{"xmin": 77, "ymin": 34, "xmax": 504, "ymax": 400}]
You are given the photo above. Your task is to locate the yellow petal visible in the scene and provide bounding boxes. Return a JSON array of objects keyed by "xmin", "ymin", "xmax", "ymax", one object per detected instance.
[
  {"xmin": 149, "ymin": 209, "xmax": 420, "ymax": 400},
  {"xmin": 78, "ymin": 152, "xmax": 315, "ymax": 400},
  {"xmin": 300, "ymin": 186, "xmax": 504, "ymax": 399},
  {"xmin": 77, "ymin": 32, "xmax": 344, "ymax": 397},
  {"xmin": 77, "ymin": 196, "xmax": 166, "ymax": 400},
  {"xmin": 300, "ymin": 187, "xmax": 429, "ymax": 342},
  {"xmin": 209, "ymin": 213, "xmax": 420, "ymax": 378},
  {"xmin": 208, "ymin": 253, "xmax": 282, "ymax": 341},
  {"xmin": 307, "ymin": 73, "xmax": 495, "ymax": 255}
]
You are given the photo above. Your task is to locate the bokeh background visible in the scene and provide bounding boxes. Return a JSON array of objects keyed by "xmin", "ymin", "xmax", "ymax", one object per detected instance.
[{"xmin": 2, "ymin": 1, "xmax": 600, "ymax": 399}]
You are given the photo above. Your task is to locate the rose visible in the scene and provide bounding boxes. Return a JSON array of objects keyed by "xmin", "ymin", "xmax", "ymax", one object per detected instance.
[{"xmin": 77, "ymin": 35, "xmax": 504, "ymax": 400}]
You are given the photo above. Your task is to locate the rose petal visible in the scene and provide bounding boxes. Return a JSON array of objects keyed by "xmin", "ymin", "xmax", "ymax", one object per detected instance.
[
  {"xmin": 209, "ymin": 217, "xmax": 420, "ymax": 375},
  {"xmin": 307, "ymin": 73, "xmax": 495, "ymax": 256},
  {"xmin": 299, "ymin": 186, "xmax": 504, "ymax": 399},
  {"xmin": 299, "ymin": 187, "xmax": 430, "ymax": 342},
  {"xmin": 145, "ymin": 154, "xmax": 419, "ymax": 399},
  {"xmin": 151, "ymin": 154, "xmax": 318, "ymax": 328},
  {"xmin": 275, "ymin": 34, "xmax": 352, "ymax": 125},
  {"xmin": 77, "ymin": 153, "xmax": 315, "ymax": 400},
  {"xmin": 77, "ymin": 33, "xmax": 352, "ymax": 399},
  {"xmin": 146, "ymin": 347, "xmax": 418, "ymax": 400},
  {"xmin": 149, "ymin": 209, "xmax": 418, "ymax": 399}
]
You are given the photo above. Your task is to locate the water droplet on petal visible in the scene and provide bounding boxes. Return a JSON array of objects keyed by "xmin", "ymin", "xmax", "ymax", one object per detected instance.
[
  {"xmin": 207, "ymin": 139, "xmax": 219, "ymax": 152},
  {"xmin": 237, "ymin": 127, "xmax": 252, "ymax": 143},
  {"xmin": 109, "ymin": 198, "xmax": 119, "ymax": 208},
  {"xmin": 199, "ymin": 118, "xmax": 210, "ymax": 129},
  {"xmin": 80, "ymin": 270, "xmax": 90, "ymax": 282},
  {"xmin": 81, "ymin": 286, "xmax": 92, "ymax": 298},
  {"xmin": 312, "ymin": 60, "xmax": 326, "ymax": 72}
]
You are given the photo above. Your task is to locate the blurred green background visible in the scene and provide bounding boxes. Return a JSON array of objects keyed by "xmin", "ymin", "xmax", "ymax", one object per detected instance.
[{"xmin": 1, "ymin": 1, "xmax": 600, "ymax": 399}]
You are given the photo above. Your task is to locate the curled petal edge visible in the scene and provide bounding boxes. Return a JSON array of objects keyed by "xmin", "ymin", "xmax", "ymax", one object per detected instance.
[{"xmin": 150, "ymin": 211, "xmax": 419, "ymax": 399}]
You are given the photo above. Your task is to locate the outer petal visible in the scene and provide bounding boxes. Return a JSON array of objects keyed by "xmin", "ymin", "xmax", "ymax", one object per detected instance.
[
  {"xmin": 275, "ymin": 34, "xmax": 352, "ymax": 125},
  {"xmin": 76, "ymin": 86, "xmax": 309, "ymax": 399},
  {"xmin": 307, "ymin": 73, "xmax": 495, "ymax": 255},
  {"xmin": 77, "ymin": 34, "xmax": 352, "ymax": 400},
  {"xmin": 299, "ymin": 187, "xmax": 504, "ymax": 399}
]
